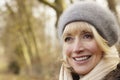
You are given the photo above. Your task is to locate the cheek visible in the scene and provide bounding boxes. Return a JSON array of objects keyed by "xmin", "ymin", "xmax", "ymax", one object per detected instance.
[
  {"xmin": 85, "ymin": 41, "xmax": 101, "ymax": 54},
  {"xmin": 63, "ymin": 45, "xmax": 73, "ymax": 57}
]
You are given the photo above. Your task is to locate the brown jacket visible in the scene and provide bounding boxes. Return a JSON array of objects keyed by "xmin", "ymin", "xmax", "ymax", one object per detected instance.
[
  {"xmin": 72, "ymin": 63, "xmax": 120, "ymax": 80},
  {"xmin": 103, "ymin": 63, "xmax": 120, "ymax": 80}
]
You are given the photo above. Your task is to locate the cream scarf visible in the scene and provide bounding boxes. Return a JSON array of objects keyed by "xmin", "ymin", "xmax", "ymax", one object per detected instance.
[{"xmin": 59, "ymin": 46, "xmax": 120, "ymax": 80}]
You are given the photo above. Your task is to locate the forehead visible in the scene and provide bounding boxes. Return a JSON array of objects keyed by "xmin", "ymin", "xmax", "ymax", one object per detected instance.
[{"xmin": 63, "ymin": 22, "xmax": 93, "ymax": 36}]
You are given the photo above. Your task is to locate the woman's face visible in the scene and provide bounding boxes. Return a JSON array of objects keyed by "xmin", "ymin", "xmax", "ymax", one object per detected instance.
[{"xmin": 62, "ymin": 22, "xmax": 103, "ymax": 75}]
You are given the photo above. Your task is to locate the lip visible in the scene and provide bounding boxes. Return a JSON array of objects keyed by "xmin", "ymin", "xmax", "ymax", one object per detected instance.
[{"xmin": 72, "ymin": 55, "xmax": 92, "ymax": 64}]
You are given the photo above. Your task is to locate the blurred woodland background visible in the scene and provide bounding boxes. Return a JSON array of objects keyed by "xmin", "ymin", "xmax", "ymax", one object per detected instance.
[{"xmin": 0, "ymin": 0, "xmax": 120, "ymax": 80}]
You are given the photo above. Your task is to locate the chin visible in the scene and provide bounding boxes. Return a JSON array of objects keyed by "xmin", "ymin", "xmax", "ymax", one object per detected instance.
[{"xmin": 73, "ymin": 68, "xmax": 90, "ymax": 75}]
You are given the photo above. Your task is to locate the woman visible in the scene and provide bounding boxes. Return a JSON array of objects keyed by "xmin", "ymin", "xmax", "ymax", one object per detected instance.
[{"xmin": 57, "ymin": 1, "xmax": 120, "ymax": 80}]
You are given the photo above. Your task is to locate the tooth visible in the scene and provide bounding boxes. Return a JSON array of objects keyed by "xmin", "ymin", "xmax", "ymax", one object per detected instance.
[{"xmin": 75, "ymin": 56, "xmax": 88, "ymax": 61}]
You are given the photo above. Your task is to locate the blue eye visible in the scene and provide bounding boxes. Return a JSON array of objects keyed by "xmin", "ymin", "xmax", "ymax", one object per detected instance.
[
  {"xmin": 83, "ymin": 33, "xmax": 93, "ymax": 39},
  {"xmin": 64, "ymin": 37, "xmax": 73, "ymax": 42}
]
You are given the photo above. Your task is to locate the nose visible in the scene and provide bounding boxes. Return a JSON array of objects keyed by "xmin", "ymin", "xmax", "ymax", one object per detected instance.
[{"xmin": 73, "ymin": 39, "xmax": 84, "ymax": 54}]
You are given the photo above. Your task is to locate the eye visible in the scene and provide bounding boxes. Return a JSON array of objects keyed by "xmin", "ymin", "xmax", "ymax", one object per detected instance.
[
  {"xmin": 64, "ymin": 37, "xmax": 73, "ymax": 42},
  {"xmin": 83, "ymin": 32, "xmax": 93, "ymax": 39}
]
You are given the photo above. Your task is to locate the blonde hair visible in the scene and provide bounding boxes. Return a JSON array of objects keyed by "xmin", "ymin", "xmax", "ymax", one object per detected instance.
[{"xmin": 60, "ymin": 21, "xmax": 120, "ymax": 80}]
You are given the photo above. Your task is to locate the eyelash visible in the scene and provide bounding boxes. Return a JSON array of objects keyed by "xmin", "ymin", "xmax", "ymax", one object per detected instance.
[
  {"xmin": 64, "ymin": 37, "xmax": 73, "ymax": 42},
  {"xmin": 83, "ymin": 33, "xmax": 93, "ymax": 39}
]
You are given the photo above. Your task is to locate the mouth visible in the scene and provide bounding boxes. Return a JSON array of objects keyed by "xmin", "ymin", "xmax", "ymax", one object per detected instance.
[{"xmin": 73, "ymin": 55, "xmax": 91, "ymax": 61}]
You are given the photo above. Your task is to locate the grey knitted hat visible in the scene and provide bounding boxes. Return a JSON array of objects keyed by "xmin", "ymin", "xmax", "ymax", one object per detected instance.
[{"xmin": 58, "ymin": 2, "xmax": 120, "ymax": 46}]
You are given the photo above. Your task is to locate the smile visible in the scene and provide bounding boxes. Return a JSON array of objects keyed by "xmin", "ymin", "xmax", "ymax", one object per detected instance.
[{"xmin": 73, "ymin": 55, "xmax": 91, "ymax": 61}]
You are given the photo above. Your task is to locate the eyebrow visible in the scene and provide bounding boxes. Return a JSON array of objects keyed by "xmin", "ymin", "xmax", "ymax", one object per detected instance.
[
  {"xmin": 81, "ymin": 30, "xmax": 92, "ymax": 34},
  {"xmin": 62, "ymin": 32, "xmax": 72, "ymax": 38}
]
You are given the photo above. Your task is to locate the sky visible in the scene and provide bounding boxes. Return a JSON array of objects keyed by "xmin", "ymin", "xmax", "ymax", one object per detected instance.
[
  {"xmin": 0, "ymin": 0, "xmax": 11, "ymax": 11},
  {"xmin": 0, "ymin": 0, "xmax": 6, "ymax": 7},
  {"xmin": 0, "ymin": 0, "xmax": 6, "ymax": 10}
]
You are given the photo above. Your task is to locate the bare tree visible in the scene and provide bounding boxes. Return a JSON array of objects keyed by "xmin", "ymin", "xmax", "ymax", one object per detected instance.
[
  {"xmin": 3, "ymin": 0, "xmax": 41, "ymax": 74},
  {"xmin": 38, "ymin": 0, "xmax": 71, "ymax": 27}
]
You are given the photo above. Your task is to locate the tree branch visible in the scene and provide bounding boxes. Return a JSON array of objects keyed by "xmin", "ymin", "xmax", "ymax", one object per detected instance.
[
  {"xmin": 107, "ymin": 0, "xmax": 116, "ymax": 13},
  {"xmin": 5, "ymin": 3, "xmax": 15, "ymax": 16},
  {"xmin": 70, "ymin": 0, "xmax": 74, "ymax": 3},
  {"xmin": 38, "ymin": 0, "xmax": 56, "ymax": 10}
]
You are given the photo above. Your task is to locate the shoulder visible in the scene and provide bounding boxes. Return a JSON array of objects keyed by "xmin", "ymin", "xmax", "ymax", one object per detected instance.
[{"xmin": 103, "ymin": 63, "xmax": 120, "ymax": 80}]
